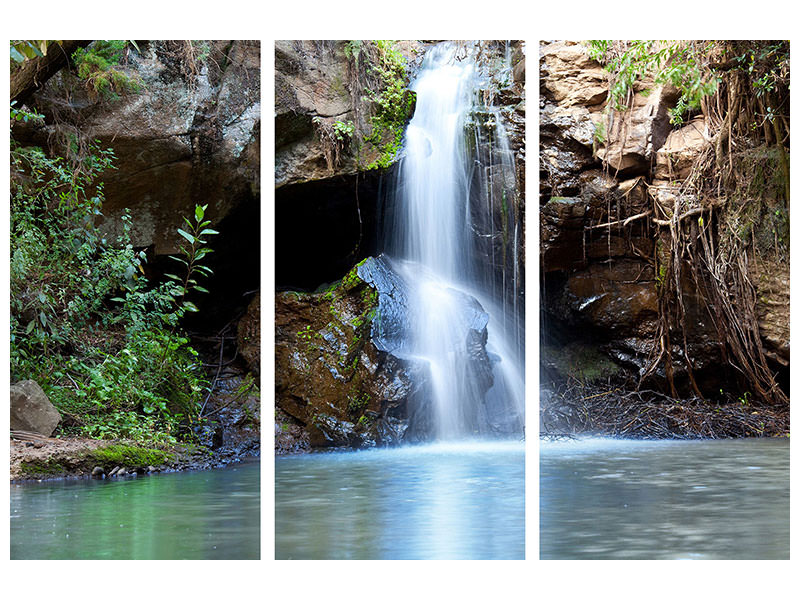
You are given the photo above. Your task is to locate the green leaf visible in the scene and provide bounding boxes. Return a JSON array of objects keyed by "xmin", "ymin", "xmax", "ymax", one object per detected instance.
[
  {"xmin": 183, "ymin": 301, "xmax": 199, "ymax": 312},
  {"xmin": 25, "ymin": 320, "xmax": 36, "ymax": 334},
  {"xmin": 193, "ymin": 286, "xmax": 209, "ymax": 293},
  {"xmin": 10, "ymin": 47, "xmax": 25, "ymax": 62},
  {"xmin": 195, "ymin": 205, "xmax": 205, "ymax": 222},
  {"xmin": 177, "ymin": 228, "xmax": 195, "ymax": 244},
  {"xmin": 168, "ymin": 255, "xmax": 188, "ymax": 265},
  {"xmin": 200, "ymin": 228, "xmax": 219, "ymax": 235}
]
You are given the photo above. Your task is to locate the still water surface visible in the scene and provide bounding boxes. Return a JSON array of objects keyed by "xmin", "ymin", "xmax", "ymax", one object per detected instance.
[
  {"xmin": 540, "ymin": 437, "xmax": 789, "ymax": 559},
  {"xmin": 275, "ymin": 441, "xmax": 525, "ymax": 559},
  {"xmin": 11, "ymin": 461, "xmax": 260, "ymax": 559}
]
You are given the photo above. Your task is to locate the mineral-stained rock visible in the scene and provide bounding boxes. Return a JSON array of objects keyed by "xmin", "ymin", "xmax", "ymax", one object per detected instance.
[{"xmin": 10, "ymin": 380, "xmax": 61, "ymax": 437}]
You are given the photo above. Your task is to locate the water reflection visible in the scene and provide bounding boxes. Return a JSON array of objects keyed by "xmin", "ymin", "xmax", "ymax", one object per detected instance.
[
  {"xmin": 540, "ymin": 438, "xmax": 789, "ymax": 559},
  {"xmin": 11, "ymin": 461, "xmax": 260, "ymax": 560},
  {"xmin": 275, "ymin": 441, "xmax": 524, "ymax": 559}
]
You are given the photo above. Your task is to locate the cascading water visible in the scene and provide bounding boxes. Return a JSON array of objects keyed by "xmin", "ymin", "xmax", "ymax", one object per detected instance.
[{"xmin": 386, "ymin": 41, "xmax": 524, "ymax": 440}]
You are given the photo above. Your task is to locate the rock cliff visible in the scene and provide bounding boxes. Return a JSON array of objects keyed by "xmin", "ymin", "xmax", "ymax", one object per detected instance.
[{"xmin": 540, "ymin": 40, "xmax": 789, "ymax": 402}]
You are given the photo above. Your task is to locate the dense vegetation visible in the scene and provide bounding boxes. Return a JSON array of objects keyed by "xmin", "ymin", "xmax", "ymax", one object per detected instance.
[{"xmin": 10, "ymin": 41, "xmax": 217, "ymax": 446}]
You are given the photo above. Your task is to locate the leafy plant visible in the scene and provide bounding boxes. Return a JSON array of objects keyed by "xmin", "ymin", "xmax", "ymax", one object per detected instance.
[
  {"xmin": 72, "ymin": 40, "xmax": 141, "ymax": 100},
  {"xmin": 586, "ymin": 40, "xmax": 719, "ymax": 125},
  {"xmin": 10, "ymin": 140, "xmax": 214, "ymax": 445}
]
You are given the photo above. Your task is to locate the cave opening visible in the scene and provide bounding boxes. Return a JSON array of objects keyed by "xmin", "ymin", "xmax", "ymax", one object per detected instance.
[{"xmin": 275, "ymin": 170, "xmax": 387, "ymax": 292}]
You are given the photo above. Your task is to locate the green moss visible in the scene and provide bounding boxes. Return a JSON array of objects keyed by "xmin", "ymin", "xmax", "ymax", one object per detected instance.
[
  {"xmin": 347, "ymin": 391, "xmax": 371, "ymax": 414},
  {"xmin": 87, "ymin": 444, "xmax": 174, "ymax": 469},
  {"xmin": 20, "ymin": 459, "xmax": 65, "ymax": 476}
]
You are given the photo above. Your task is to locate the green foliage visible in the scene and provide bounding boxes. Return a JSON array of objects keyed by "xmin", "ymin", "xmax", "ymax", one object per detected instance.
[
  {"xmin": 10, "ymin": 40, "xmax": 60, "ymax": 63},
  {"xmin": 297, "ymin": 324, "xmax": 314, "ymax": 342},
  {"xmin": 332, "ymin": 119, "xmax": 355, "ymax": 141},
  {"xmin": 10, "ymin": 141, "xmax": 214, "ymax": 446},
  {"xmin": 357, "ymin": 40, "xmax": 415, "ymax": 170},
  {"xmin": 731, "ymin": 41, "xmax": 789, "ymax": 102},
  {"xmin": 587, "ymin": 40, "xmax": 719, "ymax": 125},
  {"xmin": 344, "ymin": 40, "xmax": 363, "ymax": 64},
  {"xmin": 10, "ymin": 102, "xmax": 44, "ymax": 124},
  {"xmin": 72, "ymin": 40, "xmax": 141, "ymax": 100},
  {"xmin": 593, "ymin": 118, "xmax": 606, "ymax": 145},
  {"xmin": 347, "ymin": 392, "xmax": 370, "ymax": 414}
]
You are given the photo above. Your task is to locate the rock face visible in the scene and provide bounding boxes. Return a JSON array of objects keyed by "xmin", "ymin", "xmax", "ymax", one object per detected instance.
[
  {"xmin": 24, "ymin": 40, "xmax": 260, "ymax": 255},
  {"xmin": 275, "ymin": 40, "xmax": 421, "ymax": 188},
  {"xmin": 539, "ymin": 40, "xmax": 790, "ymax": 398},
  {"xmin": 237, "ymin": 292, "xmax": 260, "ymax": 375},
  {"xmin": 467, "ymin": 41, "xmax": 526, "ymax": 320},
  {"xmin": 10, "ymin": 380, "xmax": 61, "ymax": 437},
  {"xmin": 595, "ymin": 83, "xmax": 680, "ymax": 175}
]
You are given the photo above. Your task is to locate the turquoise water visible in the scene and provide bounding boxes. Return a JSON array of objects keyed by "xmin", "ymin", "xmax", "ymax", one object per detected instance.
[
  {"xmin": 275, "ymin": 441, "xmax": 525, "ymax": 559},
  {"xmin": 10, "ymin": 461, "xmax": 260, "ymax": 560},
  {"xmin": 540, "ymin": 437, "xmax": 789, "ymax": 559}
]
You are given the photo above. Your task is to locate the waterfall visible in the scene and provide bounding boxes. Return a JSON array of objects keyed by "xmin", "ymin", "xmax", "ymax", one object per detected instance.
[{"xmin": 386, "ymin": 41, "xmax": 524, "ymax": 440}]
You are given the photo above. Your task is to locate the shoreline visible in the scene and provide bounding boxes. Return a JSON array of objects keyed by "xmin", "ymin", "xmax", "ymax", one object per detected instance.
[{"xmin": 10, "ymin": 435, "xmax": 260, "ymax": 483}]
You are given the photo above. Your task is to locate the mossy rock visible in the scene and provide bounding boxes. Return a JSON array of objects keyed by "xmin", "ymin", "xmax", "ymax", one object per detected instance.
[
  {"xmin": 20, "ymin": 459, "xmax": 67, "ymax": 477},
  {"xmin": 86, "ymin": 444, "xmax": 174, "ymax": 469},
  {"xmin": 543, "ymin": 342, "xmax": 621, "ymax": 383}
]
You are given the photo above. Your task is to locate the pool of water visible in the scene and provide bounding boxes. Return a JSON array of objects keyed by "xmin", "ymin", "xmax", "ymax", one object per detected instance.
[
  {"xmin": 275, "ymin": 441, "xmax": 525, "ymax": 559},
  {"xmin": 540, "ymin": 437, "xmax": 789, "ymax": 559},
  {"xmin": 10, "ymin": 460, "xmax": 260, "ymax": 560}
]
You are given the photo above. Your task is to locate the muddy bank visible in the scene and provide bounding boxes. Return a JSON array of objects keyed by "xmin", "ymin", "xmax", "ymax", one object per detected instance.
[{"xmin": 540, "ymin": 383, "xmax": 790, "ymax": 440}]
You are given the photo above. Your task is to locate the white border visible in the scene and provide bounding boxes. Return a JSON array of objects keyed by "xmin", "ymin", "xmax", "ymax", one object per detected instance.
[{"xmin": 2, "ymin": 2, "xmax": 797, "ymax": 598}]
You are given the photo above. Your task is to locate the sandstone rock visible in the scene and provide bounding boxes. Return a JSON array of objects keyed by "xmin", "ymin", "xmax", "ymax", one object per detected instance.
[
  {"xmin": 654, "ymin": 117, "xmax": 711, "ymax": 181},
  {"xmin": 10, "ymin": 380, "xmax": 61, "ymax": 437},
  {"xmin": 751, "ymin": 258, "xmax": 790, "ymax": 365},
  {"xmin": 596, "ymin": 84, "xmax": 680, "ymax": 175},
  {"xmin": 540, "ymin": 41, "xmax": 607, "ymax": 107},
  {"xmin": 539, "ymin": 42, "xmax": 605, "ymax": 198}
]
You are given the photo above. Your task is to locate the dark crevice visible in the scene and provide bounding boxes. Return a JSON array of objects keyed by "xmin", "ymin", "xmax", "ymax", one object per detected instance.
[{"xmin": 276, "ymin": 170, "xmax": 387, "ymax": 291}]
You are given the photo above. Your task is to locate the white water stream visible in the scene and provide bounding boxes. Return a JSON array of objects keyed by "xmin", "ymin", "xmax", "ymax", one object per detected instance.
[{"xmin": 389, "ymin": 42, "xmax": 524, "ymax": 439}]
